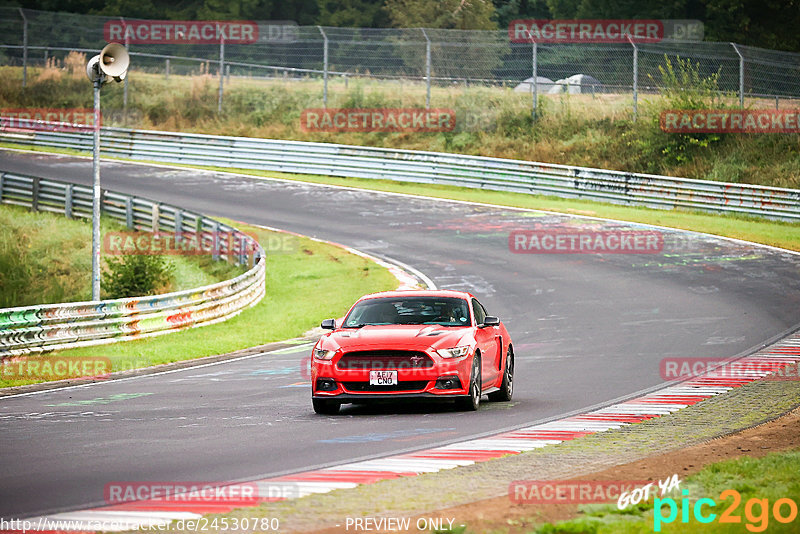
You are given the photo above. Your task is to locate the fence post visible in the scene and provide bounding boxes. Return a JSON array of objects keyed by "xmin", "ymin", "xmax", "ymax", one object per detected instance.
[
  {"xmin": 421, "ymin": 28, "xmax": 431, "ymax": 109},
  {"xmin": 120, "ymin": 18, "xmax": 129, "ymax": 124},
  {"xmin": 530, "ymin": 34, "xmax": 538, "ymax": 121},
  {"xmin": 165, "ymin": 58, "xmax": 170, "ymax": 80},
  {"xmin": 218, "ymin": 35, "xmax": 225, "ymax": 113},
  {"xmin": 628, "ymin": 35, "xmax": 638, "ymax": 122},
  {"xmin": 318, "ymin": 26, "xmax": 329, "ymax": 108},
  {"xmin": 19, "ymin": 8, "xmax": 27, "ymax": 88},
  {"xmin": 735, "ymin": 44, "xmax": 745, "ymax": 108}
]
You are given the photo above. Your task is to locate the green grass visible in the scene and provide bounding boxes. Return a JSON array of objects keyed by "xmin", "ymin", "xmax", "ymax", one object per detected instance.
[
  {"xmin": 529, "ymin": 449, "xmax": 800, "ymax": 533},
  {"xmin": 2, "ymin": 65, "xmax": 799, "ymax": 188},
  {"xmin": 0, "ymin": 204, "xmax": 241, "ymax": 308},
  {"xmin": 0, "ymin": 219, "xmax": 397, "ymax": 388}
]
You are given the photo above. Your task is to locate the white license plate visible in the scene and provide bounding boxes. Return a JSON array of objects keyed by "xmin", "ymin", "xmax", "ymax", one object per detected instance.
[{"xmin": 369, "ymin": 370, "xmax": 398, "ymax": 386}]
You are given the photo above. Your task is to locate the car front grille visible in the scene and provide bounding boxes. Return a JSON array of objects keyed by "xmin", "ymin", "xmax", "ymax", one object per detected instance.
[
  {"xmin": 341, "ymin": 381, "xmax": 430, "ymax": 392},
  {"xmin": 336, "ymin": 350, "xmax": 434, "ymax": 370}
]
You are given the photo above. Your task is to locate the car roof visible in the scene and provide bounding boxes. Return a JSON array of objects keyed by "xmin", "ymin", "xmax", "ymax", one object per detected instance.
[{"xmin": 356, "ymin": 290, "xmax": 475, "ymax": 301}]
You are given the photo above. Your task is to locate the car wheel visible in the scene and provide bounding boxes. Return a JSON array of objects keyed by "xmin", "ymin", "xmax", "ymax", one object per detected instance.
[
  {"xmin": 488, "ymin": 347, "xmax": 514, "ymax": 402},
  {"xmin": 312, "ymin": 398, "xmax": 340, "ymax": 415},
  {"xmin": 456, "ymin": 354, "xmax": 481, "ymax": 411}
]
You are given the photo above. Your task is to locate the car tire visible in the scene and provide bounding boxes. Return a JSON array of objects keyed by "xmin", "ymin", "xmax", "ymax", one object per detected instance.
[
  {"xmin": 488, "ymin": 347, "xmax": 514, "ymax": 402},
  {"xmin": 312, "ymin": 398, "xmax": 340, "ymax": 415},
  {"xmin": 456, "ymin": 355, "xmax": 481, "ymax": 411}
]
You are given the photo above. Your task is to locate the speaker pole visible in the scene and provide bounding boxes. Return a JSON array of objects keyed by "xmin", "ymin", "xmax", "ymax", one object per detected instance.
[
  {"xmin": 86, "ymin": 42, "xmax": 128, "ymax": 301},
  {"xmin": 91, "ymin": 74, "xmax": 102, "ymax": 301}
]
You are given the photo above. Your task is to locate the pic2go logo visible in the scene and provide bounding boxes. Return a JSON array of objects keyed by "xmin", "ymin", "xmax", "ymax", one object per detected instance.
[{"xmin": 654, "ymin": 489, "xmax": 798, "ymax": 532}]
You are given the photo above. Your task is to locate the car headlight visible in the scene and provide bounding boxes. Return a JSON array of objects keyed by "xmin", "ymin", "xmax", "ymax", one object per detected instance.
[
  {"xmin": 437, "ymin": 345, "xmax": 471, "ymax": 359},
  {"xmin": 313, "ymin": 348, "xmax": 337, "ymax": 361}
]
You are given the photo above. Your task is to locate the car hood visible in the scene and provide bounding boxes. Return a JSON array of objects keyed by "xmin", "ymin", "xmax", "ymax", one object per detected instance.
[{"xmin": 322, "ymin": 325, "xmax": 471, "ymax": 351}]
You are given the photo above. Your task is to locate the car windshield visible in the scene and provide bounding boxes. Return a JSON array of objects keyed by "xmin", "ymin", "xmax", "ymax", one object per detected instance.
[{"xmin": 343, "ymin": 296, "xmax": 471, "ymax": 327}]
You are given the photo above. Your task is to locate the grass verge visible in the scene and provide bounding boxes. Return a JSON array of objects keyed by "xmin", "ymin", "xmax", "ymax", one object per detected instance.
[
  {"xmin": 0, "ymin": 203, "xmax": 242, "ymax": 307},
  {"xmin": 530, "ymin": 449, "xmax": 800, "ymax": 533},
  {"xmin": 0, "ymin": 219, "xmax": 397, "ymax": 388}
]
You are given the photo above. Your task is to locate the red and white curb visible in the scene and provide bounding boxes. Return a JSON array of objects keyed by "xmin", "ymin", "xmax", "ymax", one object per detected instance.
[{"xmin": 14, "ymin": 333, "xmax": 800, "ymax": 532}]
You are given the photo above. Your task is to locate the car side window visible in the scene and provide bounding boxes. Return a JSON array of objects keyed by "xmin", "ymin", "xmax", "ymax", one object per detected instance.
[{"xmin": 471, "ymin": 299, "xmax": 486, "ymax": 325}]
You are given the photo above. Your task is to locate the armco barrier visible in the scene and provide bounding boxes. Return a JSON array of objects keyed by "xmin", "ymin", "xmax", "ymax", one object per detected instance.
[
  {"xmin": 1, "ymin": 121, "xmax": 798, "ymax": 221},
  {"xmin": 0, "ymin": 172, "xmax": 265, "ymax": 358}
]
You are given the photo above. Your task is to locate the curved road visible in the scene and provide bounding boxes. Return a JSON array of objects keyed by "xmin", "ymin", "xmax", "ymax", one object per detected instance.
[{"xmin": 1, "ymin": 150, "xmax": 799, "ymax": 519}]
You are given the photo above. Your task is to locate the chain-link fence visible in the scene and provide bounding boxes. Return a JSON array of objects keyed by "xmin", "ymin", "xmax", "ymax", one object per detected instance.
[{"xmin": 2, "ymin": 7, "xmax": 800, "ymax": 118}]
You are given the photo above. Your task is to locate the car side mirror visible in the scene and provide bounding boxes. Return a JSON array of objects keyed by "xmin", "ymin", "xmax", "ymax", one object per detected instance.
[
  {"xmin": 321, "ymin": 318, "xmax": 336, "ymax": 330},
  {"xmin": 482, "ymin": 316, "xmax": 500, "ymax": 327}
]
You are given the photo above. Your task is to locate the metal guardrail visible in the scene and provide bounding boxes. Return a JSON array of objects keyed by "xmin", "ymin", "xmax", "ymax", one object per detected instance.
[
  {"xmin": 1, "ymin": 122, "xmax": 798, "ymax": 221},
  {"xmin": 0, "ymin": 171, "xmax": 266, "ymax": 358}
]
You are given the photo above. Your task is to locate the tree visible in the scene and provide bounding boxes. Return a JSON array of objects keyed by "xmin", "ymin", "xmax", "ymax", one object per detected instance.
[
  {"xmin": 317, "ymin": 0, "xmax": 388, "ymax": 27},
  {"xmin": 492, "ymin": 0, "xmax": 553, "ymax": 29},
  {"xmin": 385, "ymin": 0, "xmax": 498, "ymax": 30}
]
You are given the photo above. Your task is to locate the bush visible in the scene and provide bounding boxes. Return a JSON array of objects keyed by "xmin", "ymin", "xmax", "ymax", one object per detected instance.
[
  {"xmin": 632, "ymin": 56, "xmax": 729, "ymax": 171},
  {"xmin": 101, "ymin": 254, "xmax": 175, "ymax": 299}
]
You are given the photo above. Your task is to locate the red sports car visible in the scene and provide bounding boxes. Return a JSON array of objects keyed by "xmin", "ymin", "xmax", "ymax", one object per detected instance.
[{"xmin": 310, "ymin": 290, "xmax": 514, "ymax": 414}]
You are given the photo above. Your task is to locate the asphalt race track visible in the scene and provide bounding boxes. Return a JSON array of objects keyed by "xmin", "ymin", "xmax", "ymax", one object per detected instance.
[{"xmin": 1, "ymin": 150, "xmax": 799, "ymax": 519}]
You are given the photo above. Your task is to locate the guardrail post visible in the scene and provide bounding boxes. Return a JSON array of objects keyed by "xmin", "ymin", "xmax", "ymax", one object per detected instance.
[
  {"xmin": 238, "ymin": 235, "xmax": 246, "ymax": 266},
  {"xmin": 65, "ymin": 184, "xmax": 73, "ymax": 218},
  {"xmin": 19, "ymin": 8, "xmax": 27, "ymax": 88},
  {"xmin": 731, "ymin": 43, "xmax": 744, "ymax": 108},
  {"xmin": 421, "ymin": 28, "xmax": 431, "ymax": 109},
  {"xmin": 31, "ymin": 176, "xmax": 39, "ymax": 212},
  {"xmin": 0, "ymin": 173, "xmax": 4, "ymax": 204},
  {"xmin": 318, "ymin": 26, "xmax": 329, "ymax": 108},
  {"xmin": 165, "ymin": 58, "xmax": 170, "ymax": 80},
  {"xmin": 151, "ymin": 203, "xmax": 160, "ymax": 231},
  {"xmin": 175, "ymin": 209, "xmax": 183, "ymax": 246},
  {"xmin": 212, "ymin": 222, "xmax": 220, "ymax": 261},
  {"xmin": 125, "ymin": 196, "xmax": 133, "ymax": 228}
]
